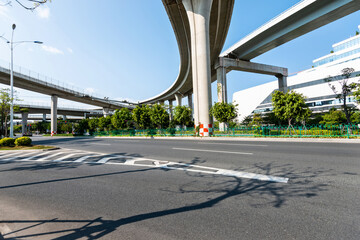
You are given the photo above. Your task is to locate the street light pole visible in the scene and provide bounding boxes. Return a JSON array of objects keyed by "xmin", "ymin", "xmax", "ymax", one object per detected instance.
[
  {"xmin": 0, "ymin": 24, "xmax": 43, "ymax": 138},
  {"xmin": 10, "ymin": 24, "xmax": 15, "ymax": 138}
]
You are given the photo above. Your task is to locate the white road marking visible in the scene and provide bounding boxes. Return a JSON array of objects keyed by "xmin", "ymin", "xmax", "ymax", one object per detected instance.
[
  {"xmin": 53, "ymin": 153, "xmax": 77, "ymax": 162},
  {"xmin": 197, "ymin": 142, "xmax": 268, "ymax": 147},
  {"xmin": 36, "ymin": 152, "xmax": 64, "ymax": 161},
  {"xmin": 0, "ymin": 150, "xmax": 287, "ymax": 183},
  {"xmin": 1, "ymin": 152, "xmax": 37, "ymax": 161},
  {"xmin": 21, "ymin": 151, "xmax": 51, "ymax": 161},
  {"xmin": 172, "ymin": 147, "xmax": 253, "ymax": 155},
  {"xmin": 0, "ymin": 152, "xmax": 26, "ymax": 159},
  {"xmin": 106, "ymin": 158, "xmax": 288, "ymax": 183},
  {"xmin": 74, "ymin": 155, "xmax": 94, "ymax": 163},
  {"xmin": 96, "ymin": 155, "xmax": 127, "ymax": 164}
]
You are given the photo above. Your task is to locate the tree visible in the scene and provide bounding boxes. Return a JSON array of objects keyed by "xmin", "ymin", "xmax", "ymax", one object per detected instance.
[
  {"xmin": 320, "ymin": 108, "xmax": 347, "ymax": 125},
  {"xmin": 210, "ymin": 102, "xmax": 237, "ymax": 130},
  {"xmin": 1, "ymin": 0, "xmax": 50, "ymax": 10},
  {"xmin": 149, "ymin": 104, "xmax": 169, "ymax": 129},
  {"xmin": 271, "ymin": 90, "xmax": 310, "ymax": 132},
  {"xmin": 111, "ymin": 108, "xmax": 132, "ymax": 130},
  {"xmin": 326, "ymin": 67, "xmax": 357, "ymax": 124},
  {"xmin": 353, "ymin": 82, "xmax": 360, "ymax": 103},
  {"xmin": 132, "ymin": 105, "xmax": 152, "ymax": 129},
  {"xmin": 98, "ymin": 116, "xmax": 112, "ymax": 131},
  {"xmin": 0, "ymin": 88, "xmax": 20, "ymax": 137},
  {"xmin": 250, "ymin": 113, "xmax": 263, "ymax": 127},
  {"xmin": 88, "ymin": 118, "xmax": 99, "ymax": 133},
  {"xmin": 173, "ymin": 105, "xmax": 193, "ymax": 128}
]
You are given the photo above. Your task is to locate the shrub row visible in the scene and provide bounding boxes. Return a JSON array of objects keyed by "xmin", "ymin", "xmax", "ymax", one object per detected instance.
[{"xmin": 0, "ymin": 137, "xmax": 32, "ymax": 147}]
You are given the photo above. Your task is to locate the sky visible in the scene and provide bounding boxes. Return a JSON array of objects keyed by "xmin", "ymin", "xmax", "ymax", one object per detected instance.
[{"xmin": 0, "ymin": 0, "xmax": 360, "ymax": 109}]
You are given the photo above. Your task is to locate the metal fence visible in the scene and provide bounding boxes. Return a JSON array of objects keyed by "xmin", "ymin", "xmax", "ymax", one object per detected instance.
[{"xmin": 93, "ymin": 124, "xmax": 360, "ymax": 138}]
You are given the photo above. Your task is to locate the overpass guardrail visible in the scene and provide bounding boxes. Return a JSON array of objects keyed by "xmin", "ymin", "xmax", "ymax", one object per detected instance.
[{"xmin": 92, "ymin": 124, "xmax": 360, "ymax": 138}]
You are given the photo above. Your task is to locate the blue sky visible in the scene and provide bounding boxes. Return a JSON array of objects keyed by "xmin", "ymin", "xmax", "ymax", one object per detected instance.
[{"xmin": 0, "ymin": 0, "xmax": 360, "ymax": 109}]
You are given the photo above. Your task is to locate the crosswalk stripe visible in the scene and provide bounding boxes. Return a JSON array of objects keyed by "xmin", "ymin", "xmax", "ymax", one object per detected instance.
[
  {"xmin": 2, "ymin": 152, "xmax": 37, "ymax": 161},
  {"xmin": 53, "ymin": 153, "xmax": 77, "ymax": 162},
  {"xmin": 96, "ymin": 157, "xmax": 112, "ymax": 164},
  {"xmin": 74, "ymin": 155, "xmax": 94, "ymax": 163},
  {"xmin": 96, "ymin": 155, "xmax": 126, "ymax": 164},
  {"xmin": 21, "ymin": 151, "xmax": 51, "ymax": 161},
  {"xmin": 0, "ymin": 152, "xmax": 26, "ymax": 159},
  {"xmin": 36, "ymin": 152, "xmax": 64, "ymax": 161}
]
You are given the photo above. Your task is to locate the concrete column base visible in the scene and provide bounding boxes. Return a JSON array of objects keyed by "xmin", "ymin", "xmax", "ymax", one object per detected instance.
[{"xmin": 51, "ymin": 95, "xmax": 58, "ymax": 136}]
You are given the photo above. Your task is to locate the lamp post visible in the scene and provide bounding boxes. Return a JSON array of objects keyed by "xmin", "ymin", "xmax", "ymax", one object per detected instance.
[{"xmin": 1, "ymin": 24, "xmax": 43, "ymax": 138}]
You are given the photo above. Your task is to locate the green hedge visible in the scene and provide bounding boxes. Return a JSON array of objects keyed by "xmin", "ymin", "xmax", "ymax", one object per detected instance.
[
  {"xmin": 0, "ymin": 138, "xmax": 15, "ymax": 146},
  {"xmin": 15, "ymin": 137, "xmax": 32, "ymax": 146}
]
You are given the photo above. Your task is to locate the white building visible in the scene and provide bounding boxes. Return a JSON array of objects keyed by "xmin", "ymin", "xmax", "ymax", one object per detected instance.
[{"xmin": 233, "ymin": 25, "xmax": 360, "ymax": 122}]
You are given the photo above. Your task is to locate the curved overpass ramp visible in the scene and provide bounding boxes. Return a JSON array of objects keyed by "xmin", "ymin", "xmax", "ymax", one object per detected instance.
[{"xmin": 140, "ymin": 0, "xmax": 234, "ymax": 104}]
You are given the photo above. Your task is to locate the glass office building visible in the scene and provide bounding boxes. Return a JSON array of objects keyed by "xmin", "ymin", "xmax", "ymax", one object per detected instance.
[{"xmin": 233, "ymin": 25, "xmax": 360, "ymax": 122}]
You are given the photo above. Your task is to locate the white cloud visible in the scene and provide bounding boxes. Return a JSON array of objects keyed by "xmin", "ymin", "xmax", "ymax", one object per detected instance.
[
  {"xmin": 114, "ymin": 97, "xmax": 139, "ymax": 104},
  {"xmin": 85, "ymin": 88, "xmax": 95, "ymax": 94},
  {"xmin": 0, "ymin": 5, "xmax": 12, "ymax": 22},
  {"xmin": 67, "ymin": 48, "xmax": 73, "ymax": 54},
  {"xmin": 36, "ymin": 6, "xmax": 50, "ymax": 19},
  {"xmin": 42, "ymin": 45, "xmax": 64, "ymax": 55}
]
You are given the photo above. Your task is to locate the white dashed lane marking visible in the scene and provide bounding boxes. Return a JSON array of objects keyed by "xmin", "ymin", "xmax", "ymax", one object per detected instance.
[
  {"xmin": 172, "ymin": 147, "xmax": 253, "ymax": 155},
  {"xmin": 0, "ymin": 150, "xmax": 288, "ymax": 183}
]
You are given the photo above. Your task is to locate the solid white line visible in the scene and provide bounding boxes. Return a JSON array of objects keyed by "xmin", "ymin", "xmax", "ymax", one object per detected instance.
[
  {"xmin": 36, "ymin": 152, "xmax": 64, "ymax": 161},
  {"xmin": 53, "ymin": 153, "xmax": 77, "ymax": 162},
  {"xmin": 197, "ymin": 142, "xmax": 268, "ymax": 147},
  {"xmin": 172, "ymin": 147, "xmax": 253, "ymax": 155},
  {"xmin": 104, "ymin": 158, "xmax": 288, "ymax": 183}
]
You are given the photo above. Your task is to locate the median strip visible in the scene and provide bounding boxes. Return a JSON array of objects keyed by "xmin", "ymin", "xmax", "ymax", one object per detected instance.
[{"xmin": 172, "ymin": 147, "xmax": 253, "ymax": 155}]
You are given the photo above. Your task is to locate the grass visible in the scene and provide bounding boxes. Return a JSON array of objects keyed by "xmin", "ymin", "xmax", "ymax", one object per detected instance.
[{"xmin": 0, "ymin": 145, "xmax": 55, "ymax": 151}]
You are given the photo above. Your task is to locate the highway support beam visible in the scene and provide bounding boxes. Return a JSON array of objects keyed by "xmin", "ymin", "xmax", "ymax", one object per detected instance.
[
  {"xmin": 103, "ymin": 108, "xmax": 110, "ymax": 117},
  {"xmin": 215, "ymin": 57, "xmax": 289, "ymax": 99},
  {"xmin": 168, "ymin": 100, "xmax": 173, "ymax": 121},
  {"xmin": 42, "ymin": 114, "xmax": 46, "ymax": 122},
  {"xmin": 21, "ymin": 112, "xmax": 28, "ymax": 136},
  {"xmin": 175, "ymin": 93, "xmax": 182, "ymax": 107},
  {"xmin": 187, "ymin": 93, "xmax": 193, "ymax": 118},
  {"xmin": 51, "ymin": 95, "xmax": 58, "ymax": 136},
  {"xmin": 215, "ymin": 57, "xmax": 288, "ymax": 131},
  {"xmin": 183, "ymin": 0, "xmax": 213, "ymax": 137}
]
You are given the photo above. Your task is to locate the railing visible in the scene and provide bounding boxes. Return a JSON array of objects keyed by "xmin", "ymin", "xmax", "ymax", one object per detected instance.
[
  {"xmin": 0, "ymin": 58, "xmax": 103, "ymax": 99},
  {"xmin": 92, "ymin": 124, "xmax": 360, "ymax": 138}
]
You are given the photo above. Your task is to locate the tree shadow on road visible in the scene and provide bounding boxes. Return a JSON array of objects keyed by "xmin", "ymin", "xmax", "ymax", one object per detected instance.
[{"xmin": 0, "ymin": 161, "xmax": 339, "ymax": 239}]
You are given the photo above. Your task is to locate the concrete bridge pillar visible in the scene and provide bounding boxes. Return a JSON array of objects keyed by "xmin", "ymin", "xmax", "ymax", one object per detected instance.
[
  {"xmin": 187, "ymin": 93, "xmax": 193, "ymax": 118},
  {"xmin": 42, "ymin": 113, "xmax": 46, "ymax": 122},
  {"xmin": 175, "ymin": 93, "xmax": 182, "ymax": 107},
  {"xmin": 183, "ymin": 0, "xmax": 213, "ymax": 137},
  {"xmin": 103, "ymin": 108, "xmax": 110, "ymax": 117},
  {"xmin": 21, "ymin": 112, "xmax": 28, "ymax": 136},
  {"xmin": 277, "ymin": 75, "xmax": 288, "ymax": 92},
  {"xmin": 62, "ymin": 115, "xmax": 67, "ymax": 121},
  {"xmin": 51, "ymin": 95, "xmax": 58, "ymax": 136},
  {"xmin": 216, "ymin": 65, "xmax": 228, "ymax": 103},
  {"xmin": 168, "ymin": 100, "xmax": 173, "ymax": 121}
]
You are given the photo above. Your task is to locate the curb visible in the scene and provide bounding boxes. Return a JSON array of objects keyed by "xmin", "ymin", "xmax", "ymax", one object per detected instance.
[
  {"xmin": 94, "ymin": 136, "xmax": 360, "ymax": 144},
  {"xmin": 42, "ymin": 147, "xmax": 61, "ymax": 151}
]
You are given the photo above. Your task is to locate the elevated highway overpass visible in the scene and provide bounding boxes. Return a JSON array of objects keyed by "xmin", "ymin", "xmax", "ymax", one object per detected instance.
[
  {"xmin": 0, "ymin": 63, "xmax": 134, "ymax": 135},
  {"xmin": 141, "ymin": 0, "xmax": 360, "ymax": 135}
]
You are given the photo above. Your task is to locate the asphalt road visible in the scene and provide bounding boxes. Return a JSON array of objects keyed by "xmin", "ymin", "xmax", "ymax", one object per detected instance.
[{"xmin": 0, "ymin": 136, "xmax": 359, "ymax": 239}]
